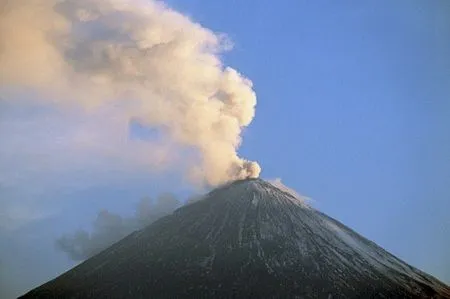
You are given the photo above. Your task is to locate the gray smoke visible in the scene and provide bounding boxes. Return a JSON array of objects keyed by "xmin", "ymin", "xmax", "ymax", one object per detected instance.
[
  {"xmin": 0, "ymin": 0, "xmax": 261, "ymax": 186},
  {"xmin": 56, "ymin": 194, "xmax": 180, "ymax": 261}
]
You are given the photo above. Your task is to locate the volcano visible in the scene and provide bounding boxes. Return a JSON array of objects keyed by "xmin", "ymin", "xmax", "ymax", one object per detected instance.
[{"xmin": 20, "ymin": 179, "xmax": 450, "ymax": 298}]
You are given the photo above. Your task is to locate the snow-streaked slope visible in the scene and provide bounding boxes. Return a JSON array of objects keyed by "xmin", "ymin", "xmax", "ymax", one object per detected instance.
[{"xmin": 20, "ymin": 179, "xmax": 450, "ymax": 299}]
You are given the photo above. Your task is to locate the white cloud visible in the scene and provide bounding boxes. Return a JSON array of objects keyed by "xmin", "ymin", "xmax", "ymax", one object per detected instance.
[{"xmin": 0, "ymin": 0, "xmax": 260, "ymax": 186}]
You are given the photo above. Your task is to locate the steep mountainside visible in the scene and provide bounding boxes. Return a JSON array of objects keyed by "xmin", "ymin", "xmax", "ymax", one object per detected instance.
[{"xmin": 20, "ymin": 179, "xmax": 450, "ymax": 298}]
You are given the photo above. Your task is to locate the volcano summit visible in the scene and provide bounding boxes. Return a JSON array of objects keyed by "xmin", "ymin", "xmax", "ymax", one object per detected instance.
[{"xmin": 20, "ymin": 179, "xmax": 450, "ymax": 298}]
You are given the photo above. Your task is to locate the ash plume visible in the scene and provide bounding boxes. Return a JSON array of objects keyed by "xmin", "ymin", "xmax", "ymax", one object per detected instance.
[
  {"xmin": 0, "ymin": 0, "xmax": 260, "ymax": 186},
  {"xmin": 56, "ymin": 194, "xmax": 180, "ymax": 261}
]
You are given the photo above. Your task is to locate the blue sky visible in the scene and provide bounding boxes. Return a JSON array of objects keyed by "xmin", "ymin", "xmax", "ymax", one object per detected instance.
[
  {"xmin": 0, "ymin": 0, "xmax": 449, "ymax": 297},
  {"xmin": 165, "ymin": 0, "xmax": 450, "ymax": 281}
]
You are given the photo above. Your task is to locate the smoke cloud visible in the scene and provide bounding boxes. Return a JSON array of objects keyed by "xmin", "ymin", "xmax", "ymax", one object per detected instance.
[
  {"xmin": 0, "ymin": 0, "xmax": 260, "ymax": 186},
  {"xmin": 56, "ymin": 194, "xmax": 180, "ymax": 261}
]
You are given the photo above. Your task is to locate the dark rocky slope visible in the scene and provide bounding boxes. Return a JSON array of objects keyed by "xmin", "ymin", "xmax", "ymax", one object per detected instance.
[{"xmin": 20, "ymin": 179, "xmax": 450, "ymax": 298}]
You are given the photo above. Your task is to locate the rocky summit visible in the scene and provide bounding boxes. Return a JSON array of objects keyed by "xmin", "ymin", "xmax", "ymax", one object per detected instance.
[{"xmin": 20, "ymin": 179, "xmax": 450, "ymax": 298}]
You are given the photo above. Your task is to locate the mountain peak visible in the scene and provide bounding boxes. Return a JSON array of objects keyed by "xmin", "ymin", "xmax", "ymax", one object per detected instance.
[
  {"xmin": 206, "ymin": 178, "xmax": 310, "ymax": 208},
  {"xmin": 20, "ymin": 179, "xmax": 450, "ymax": 299}
]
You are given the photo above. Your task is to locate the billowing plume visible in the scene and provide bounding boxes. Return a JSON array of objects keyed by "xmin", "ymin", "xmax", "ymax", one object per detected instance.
[
  {"xmin": 0, "ymin": 0, "xmax": 260, "ymax": 185},
  {"xmin": 56, "ymin": 194, "xmax": 180, "ymax": 261}
]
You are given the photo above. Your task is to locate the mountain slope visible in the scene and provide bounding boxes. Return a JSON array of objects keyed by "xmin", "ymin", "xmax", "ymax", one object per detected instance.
[{"xmin": 20, "ymin": 179, "xmax": 450, "ymax": 298}]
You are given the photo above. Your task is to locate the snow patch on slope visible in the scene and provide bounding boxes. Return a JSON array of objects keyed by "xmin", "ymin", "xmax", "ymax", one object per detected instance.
[
  {"xmin": 267, "ymin": 178, "xmax": 312, "ymax": 207},
  {"xmin": 323, "ymin": 219, "xmax": 437, "ymax": 289}
]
